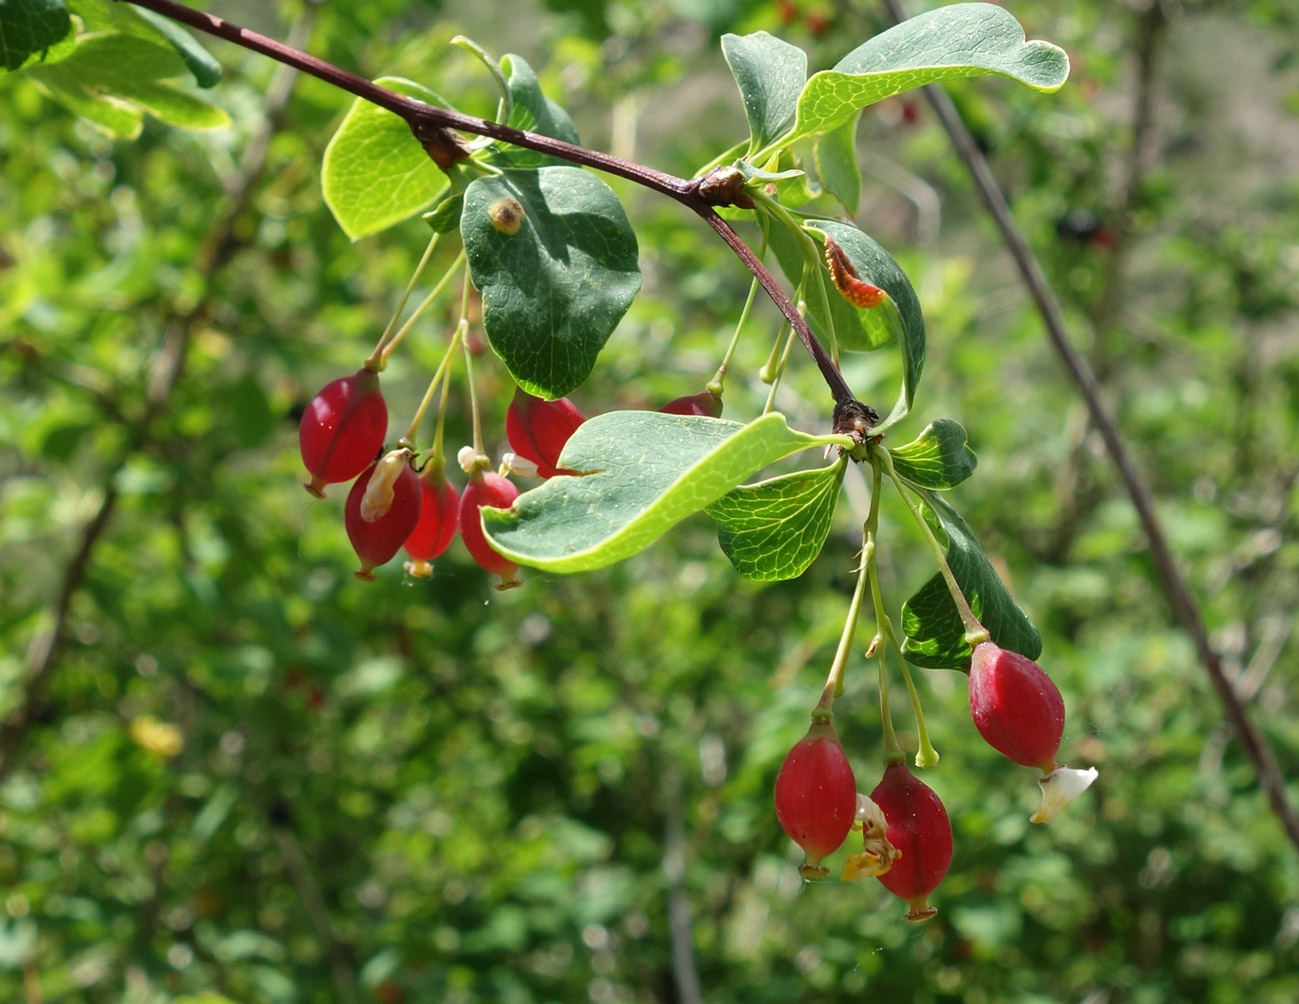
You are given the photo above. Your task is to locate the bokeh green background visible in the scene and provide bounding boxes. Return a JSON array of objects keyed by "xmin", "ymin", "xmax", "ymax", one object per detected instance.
[{"xmin": 2, "ymin": 1, "xmax": 1297, "ymax": 1002}]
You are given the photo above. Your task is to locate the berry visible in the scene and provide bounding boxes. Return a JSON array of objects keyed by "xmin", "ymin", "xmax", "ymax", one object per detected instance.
[
  {"xmin": 403, "ymin": 466, "xmax": 460, "ymax": 578},
  {"xmin": 968, "ymin": 641, "xmax": 1065, "ymax": 772},
  {"xmin": 773, "ymin": 719, "xmax": 857, "ymax": 877},
  {"xmin": 344, "ymin": 449, "xmax": 422, "ymax": 581},
  {"xmin": 459, "ymin": 470, "xmax": 521, "ymax": 587},
  {"xmin": 299, "ymin": 369, "xmax": 388, "ymax": 497},
  {"xmin": 659, "ymin": 390, "xmax": 723, "ymax": 417},
  {"xmin": 506, "ymin": 388, "xmax": 584, "ymax": 478},
  {"xmin": 870, "ymin": 763, "xmax": 952, "ymax": 921}
]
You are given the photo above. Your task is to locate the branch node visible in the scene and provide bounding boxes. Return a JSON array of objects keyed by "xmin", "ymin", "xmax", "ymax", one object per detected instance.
[{"xmin": 696, "ymin": 166, "xmax": 754, "ymax": 209}]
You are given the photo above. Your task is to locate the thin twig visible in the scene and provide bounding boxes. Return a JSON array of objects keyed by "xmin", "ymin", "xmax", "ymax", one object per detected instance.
[
  {"xmin": 0, "ymin": 13, "xmax": 316, "ymax": 783},
  {"xmin": 119, "ymin": 0, "xmax": 863, "ymax": 411},
  {"xmin": 878, "ymin": 0, "xmax": 1299, "ymax": 853}
]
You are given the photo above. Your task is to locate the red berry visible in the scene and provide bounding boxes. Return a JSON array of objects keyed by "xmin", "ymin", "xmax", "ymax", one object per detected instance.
[
  {"xmin": 299, "ymin": 369, "xmax": 387, "ymax": 497},
  {"xmin": 459, "ymin": 470, "xmax": 521, "ymax": 587},
  {"xmin": 403, "ymin": 467, "xmax": 460, "ymax": 578},
  {"xmin": 658, "ymin": 390, "xmax": 723, "ymax": 417},
  {"xmin": 344, "ymin": 450, "xmax": 422, "ymax": 581},
  {"xmin": 870, "ymin": 763, "xmax": 952, "ymax": 921},
  {"xmin": 968, "ymin": 641, "xmax": 1065, "ymax": 772},
  {"xmin": 773, "ymin": 719, "xmax": 857, "ymax": 876},
  {"xmin": 506, "ymin": 388, "xmax": 584, "ymax": 478}
]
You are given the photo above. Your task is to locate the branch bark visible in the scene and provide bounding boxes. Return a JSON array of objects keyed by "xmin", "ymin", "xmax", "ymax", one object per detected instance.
[{"xmin": 879, "ymin": 0, "xmax": 1299, "ymax": 853}]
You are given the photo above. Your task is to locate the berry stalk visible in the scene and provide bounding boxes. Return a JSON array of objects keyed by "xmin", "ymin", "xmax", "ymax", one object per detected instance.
[
  {"xmin": 814, "ymin": 517, "xmax": 871, "ymax": 717},
  {"xmin": 365, "ymin": 231, "xmax": 441, "ymax": 370}
]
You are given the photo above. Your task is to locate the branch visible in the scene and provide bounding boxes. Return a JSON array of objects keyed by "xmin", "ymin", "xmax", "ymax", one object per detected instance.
[
  {"xmin": 878, "ymin": 0, "xmax": 1299, "ymax": 854},
  {"xmin": 119, "ymin": 0, "xmax": 865, "ymax": 413}
]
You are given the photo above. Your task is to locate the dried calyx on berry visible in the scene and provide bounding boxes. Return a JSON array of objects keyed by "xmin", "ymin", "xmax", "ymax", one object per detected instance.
[
  {"xmin": 506, "ymin": 388, "xmax": 584, "ymax": 478},
  {"xmin": 345, "ymin": 448, "xmax": 422, "ymax": 581},
  {"xmin": 968, "ymin": 640, "xmax": 1097, "ymax": 823},
  {"xmin": 658, "ymin": 389, "xmax": 723, "ymax": 417},
  {"xmin": 459, "ymin": 469, "xmax": 521, "ymax": 589},
  {"xmin": 774, "ymin": 718, "xmax": 857, "ymax": 879},
  {"xmin": 869, "ymin": 763, "xmax": 952, "ymax": 922},
  {"xmin": 403, "ymin": 465, "xmax": 459, "ymax": 578},
  {"xmin": 299, "ymin": 369, "xmax": 387, "ymax": 497}
]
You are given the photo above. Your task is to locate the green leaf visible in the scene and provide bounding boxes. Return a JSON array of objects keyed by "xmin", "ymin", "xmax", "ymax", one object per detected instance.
[
  {"xmin": 763, "ymin": 215, "xmax": 861, "ymax": 360},
  {"xmin": 814, "ymin": 113, "xmax": 861, "ymax": 214},
  {"xmin": 805, "ymin": 220, "xmax": 925, "ymax": 428},
  {"xmin": 0, "ymin": 0, "xmax": 71, "ymax": 71},
  {"xmin": 322, "ymin": 77, "xmax": 445, "ymax": 241},
  {"xmin": 720, "ymin": 31, "xmax": 807, "ymax": 154},
  {"xmin": 423, "ymin": 192, "xmax": 463, "ymax": 234},
  {"xmin": 29, "ymin": 32, "xmax": 228, "ymax": 138},
  {"xmin": 707, "ymin": 454, "xmax": 847, "ymax": 581},
  {"xmin": 778, "ymin": 3, "xmax": 1069, "ymax": 146},
  {"xmin": 889, "ymin": 418, "xmax": 976, "ymax": 490},
  {"xmin": 129, "ymin": 7, "xmax": 221, "ymax": 87},
  {"xmin": 485, "ymin": 52, "xmax": 581, "ymax": 168},
  {"xmin": 482, "ymin": 411, "xmax": 850, "ymax": 573},
  {"xmin": 900, "ymin": 491, "xmax": 1041, "ymax": 670},
  {"xmin": 461, "ymin": 167, "xmax": 641, "ymax": 399}
]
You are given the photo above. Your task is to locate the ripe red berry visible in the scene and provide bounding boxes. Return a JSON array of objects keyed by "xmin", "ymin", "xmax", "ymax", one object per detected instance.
[
  {"xmin": 299, "ymin": 369, "xmax": 388, "ymax": 497},
  {"xmin": 344, "ymin": 450, "xmax": 422, "ymax": 581},
  {"xmin": 658, "ymin": 390, "xmax": 723, "ymax": 417},
  {"xmin": 506, "ymin": 388, "xmax": 584, "ymax": 478},
  {"xmin": 459, "ymin": 470, "xmax": 521, "ymax": 587},
  {"xmin": 968, "ymin": 641, "xmax": 1065, "ymax": 773},
  {"xmin": 403, "ymin": 467, "xmax": 460, "ymax": 578},
  {"xmin": 773, "ymin": 719, "xmax": 857, "ymax": 877},
  {"xmin": 870, "ymin": 763, "xmax": 952, "ymax": 921}
]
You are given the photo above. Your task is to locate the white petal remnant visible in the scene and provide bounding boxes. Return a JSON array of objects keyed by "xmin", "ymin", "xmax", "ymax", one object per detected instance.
[
  {"xmin": 360, "ymin": 448, "xmax": 412, "ymax": 522},
  {"xmin": 1031, "ymin": 765, "xmax": 1099, "ymax": 824},
  {"xmin": 843, "ymin": 794, "xmax": 901, "ymax": 881},
  {"xmin": 502, "ymin": 452, "xmax": 539, "ymax": 479}
]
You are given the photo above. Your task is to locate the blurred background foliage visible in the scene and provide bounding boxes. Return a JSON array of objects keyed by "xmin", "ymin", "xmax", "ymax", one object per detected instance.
[{"xmin": 2, "ymin": 0, "xmax": 1298, "ymax": 1002}]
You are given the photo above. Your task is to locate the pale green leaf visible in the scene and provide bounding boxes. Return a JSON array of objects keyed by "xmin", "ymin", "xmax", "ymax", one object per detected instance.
[
  {"xmin": 322, "ymin": 77, "xmax": 446, "ymax": 241},
  {"xmin": 779, "ymin": 3, "xmax": 1069, "ymax": 146},
  {"xmin": 721, "ymin": 30, "xmax": 807, "ymax": 153},
  {"xmin": 29, "ymin": 31, "xmax": 228, "ymax": 137},
  {"xmin": 461, "ymin": 167, "xmax": 641, "ymax": 399},
  {"xmin": 482, "ymin": 411, "xmax": 850, "ymax": 573},
  {"xmin": 900, "ymin": 491, "xmax": 1041, "ymax": 669},
  {"xmin": 889, "ymin": 418, "xmax": 976, "ymax": 490},
  {"xmin": 707, "ymin": 454, "xmax": 847, "ymax": 581}
]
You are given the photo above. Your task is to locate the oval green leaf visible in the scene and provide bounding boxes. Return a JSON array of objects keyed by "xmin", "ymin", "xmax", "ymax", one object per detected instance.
[
  {"xmin": 461, "ymin": 167, "xmax": 641, "ymax": 399},
  {"xmin": 721, "ymin": 31, "xmax": 807, "ymax": 154},
  {"xmin": 900, "ymin": 491, "xmax": 1041, "ymax": 670},
  {"xmin": 778, "ymin": 3, "xmax": 1069, "ymax": 147},
  {"xmin": 482, "ymin": 411, "xmax": 850, "ymax": 573},
  {"xmin": 0, "ymin": 0, "xmax": 70, "ymax": 71},
  {"xmin": 889, "ymin": 418, "xmax": 976, "ymax": 490},
  {"xmin": 321, "ymin": 77, "xmax": 446, "ymax": 240},
  {"xmin": 707, "ymin": 454, "xmax": 847, "ymax": 581},
  {"xmin": 484, "ymin": 53, "xmax": 581, "ymax": 168}
]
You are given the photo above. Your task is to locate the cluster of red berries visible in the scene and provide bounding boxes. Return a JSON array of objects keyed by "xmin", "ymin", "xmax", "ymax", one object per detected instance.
[
  {"xmin": 774, "ymin": 641, "xmax": 1095, "ymax": 921},
  {"xmin": 298, "ymin": 369, "xmax": 727, "ymax": 584}
]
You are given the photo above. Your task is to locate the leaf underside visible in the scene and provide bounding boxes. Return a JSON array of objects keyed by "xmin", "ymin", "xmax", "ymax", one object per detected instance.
[
  {"xmin": 889, "ymin": 419, "xmax": 977, "ymax": 491},
  {"xmin": 482, "ymin": 411, "xmax": 849, "ymax": 573}
]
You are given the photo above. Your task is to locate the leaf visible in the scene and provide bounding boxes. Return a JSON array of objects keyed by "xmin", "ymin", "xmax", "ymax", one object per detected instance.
[
  {"xmin": 461, "ymin": 167, "xmax": 641, "ymax": 399},
  {"xmin": 763, "ymin": 215, "xmax": 862, "ymax": 360},
  {"xmin": 814, "ymin": 113, "xmax": 861, "ymax": 214},
  {"xmin": 423, "ymin": 192, "xmax": 462, "ymax": 233},
  {"xmin": 900, "ymin": 491, "xmax": 1041, "ymax": 670},
  {"xmin": 0, "ymin": 0, "xmax": 71, "ymax": 71},
  {"xmin": 322, "ymin": 77, "xmax": 445, "ymax": 240},
  {"xmin": 129, "ymin": 7, "xmax": 221, "ymax": 87},
  {"xmin": 778, "ymin": 3, "xmax": 1069, "ymax": 146},
  {"xmin": 720, "ymin": 30, "xmax": 807, "ymax": 154},
  {"xmin": 481, "ymin": 411, "xmax": 850, "ymax": 573},
  {"xmin": 889, "ymin": 418, "xmax": 976, "ymax": 490},
  {"xmin": 485, "ymin": 52, "xmax": 581, "ymax": 168},
  {"xmin": 805, "ymin": 220, "xmax": 925, "ymax": 428},
  {"xmin": 707, "ymin": 454, "xmax": 847, "ymax": 581},
  {"xmin": 29, "ymin": 31, "xmax": 228, "ymax": 138}
]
